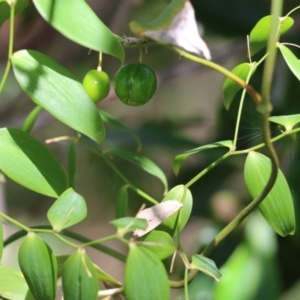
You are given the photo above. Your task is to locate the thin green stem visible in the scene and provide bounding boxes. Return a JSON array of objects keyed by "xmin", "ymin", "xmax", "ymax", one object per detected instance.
[
  {"xmin": 0, "ymin": 212, "xmax": 30, "ymax": 231},
  {"xmin": 285, "ymin": 5, "xmax": 300, "ymax": 17},
  {"xmin": 168, "ymin": 45, "xmax": 262, "ymax": 105},
  {"xmin": 4, "ymin": 226, "xmax": 126, "ymax": 262},
  {"xmin": 81, "ymin": 234, "xmax": 118, "ymax": 247},
  {"xmin": 233, "ymin": 66, "xmax": 256, "ymax": 148},
  {"xmin": 184, "ymin": 267, "xmax": 190, "ymax": 300},
  {"xmin": 53, "ymin": 233, "xmax": 80, "ymax": 248},
  {"xmin": 170, "ymin": 0, "xmax": 282, "ymax": 289},
  {"xmin": 185, "ymin": 152, "xmax": 231, "ymax": 188}
]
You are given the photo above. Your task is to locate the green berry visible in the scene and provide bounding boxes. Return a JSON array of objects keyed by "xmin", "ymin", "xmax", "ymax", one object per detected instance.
[
  {"xmin": 83, "ymin": 70, "xmax": 110, "ymax": 102},
  {"xmin": 113, "ymin": 63, "xmax": 157, "ymax": 106}
]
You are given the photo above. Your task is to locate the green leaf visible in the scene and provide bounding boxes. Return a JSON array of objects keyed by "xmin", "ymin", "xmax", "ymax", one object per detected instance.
[
  {"xmin": 278, "ymin": 44, "xmax": 300, "ymax": 81},
  {"xmin": 106, "ymin": 148, "xmax": 168, "ymax": 193},
  {"xmin": 32, "ymin": 0, "xmax": 124, "ymax": 62},
  {"xmin": 0, "ymin": 264, "xmax": 34, "ymax": 300},
  {"xmin": 244, "ymin": 151, "xmax": 295, "ymax": 236},
  {"xmin": 0, "ymin": 217, "xmax": 2, "ymax": 262},
  {"xmin": 47, "ymin": 188, "xmax": 87, "ymax": 232},
  {"xmin": 157, "ymin": 185, "xmax": 193, "ymax": 236},
  {"xmin": 0, "ymin": 0, "xmax": 29, "ymax": 29},
  {"xmin": 141, "ymin": 230, "xmax": 176, "ymax": 260},
  {"xmin": 68, "ymin": 140, "xmax": 78, "ymax": 189},
  {"xmin": 62, "ymin": 249, "xmax": 99, "ymax": 300},
  {"xmin": 173, "ymin": 140, "xmax": 233, "ymax": 175},
  {"xmin": 93, "ymin": 264, "xmax": 121, "ymax": 287},
  {"xmin": 250, "ymin": 16, "xmax": 294, "ymax": 55},
  {"xmin": 133, "ymin": 200, "xmax": 183, "ymax": 237},
  {"xmin": 269, "ymin": 114, "xmax": 300, "ymax": 131},
  {"xmin": 0, "ymin": 128, "xmax": 68, "ymax": 197},
  {"xmin": 223, "ymin": 63, "xmax": 254, "ymax": 110},
  {"xmin": 12, "ymin": 50, "xmax": 105, "ymax": 144},
  {"xmin": 190, "ymin": 255, "xmax": 221, "ymax": 281},
  {"xmin": 124, "ymin": 243, "xmax": 170, "ymax": 300},
  {"xmin": 21, "ymin": 106, "xmax": 42, "ymax": 133},
  {"xmin": 100, "ymin": 110, "xmax": 142, "ymax": 151},
  {"xmin": 115, "ymin": 185, "xmax": 128, "ymax": 219},
  {"xmin": 110, "ymin": 217, "xmax": 148, "ymax": 235}
]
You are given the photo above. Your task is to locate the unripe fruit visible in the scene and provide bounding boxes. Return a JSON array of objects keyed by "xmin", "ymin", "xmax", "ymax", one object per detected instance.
[
  {"xmin": 83, "ymin": 70, "xmax": 110, "ymax": 102},
  {"xmin": 113, "ymin": 63, "xmax": 157, "ymax": 106},
  {"xmin": 18, "ymin": 232, "xmax": 57, "ymax": 300},
  {"xmin": 62, "ymin": 249, "xmax": 99, "ymax": 300}
]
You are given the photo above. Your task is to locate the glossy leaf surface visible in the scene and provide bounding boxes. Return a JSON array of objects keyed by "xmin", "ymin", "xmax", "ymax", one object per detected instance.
[
  {"xmin": 158, "ymin": 185, "xmax": 193, "ymax": 236},
  {"xmin": 0, "ymin": 128, "xmax": 67, "ymax": 197},
  {"xmin": 191, "ymin": 255, "xmax": 221, "ymax": 281},
  {"xmin": 115, "ymin": 185, "xmax": 128, "ymax": 219},
  {"xmin": 47, "ymin": 188, "xmax": 87, "ymax": 232},
  {"xmin": 106, "ymin": 148, "xmax": 168, "ymax": 193},
  {"xmin": 173, "ymin": 140, "xmax": 233, "ymax": 175},
  {"xmin": 244, "ymin": 151, "xmax": 295, "ymax": 236},
  {"xmin": 32, "ymin": 0, "xmax": 124, "ymax": 62},
  {"xmin": 18, "ymin": 233, "xmax": 57, "ymax": 300},
  {"xmin": 279, "ymin": 44, "xmax": 300, "ymax": 81},
  {"xmin": 12, "ymin": 50, "xmax": 105, "ymax": 143},
  {"xmin": 223, "ymin": 63, "xmax": 254, "ymax": 110},
  {"xmin": 250, "ymin": 16, "xmax": 294, "ymax": 55},
  {"xmin": 141, "ymin": 230, "xmax": 176, "ymax": 260},
  {"xmin": 0, "ymin": 0, "xmax": 28, "ymax": 28},
  {"xmin": 124, "ymin": 243, "xmax": 170, "ymax": 300},
  {"xmin": 269, "ymin": 114, "xmax": 300, "ymax": 131},
  {"xmin": 0, "ymin": 265, "xmax": 34, "ymax": 300},
  {"xmin": 62, "ymin": 249, "xmax": 99, "ymax": 300}
]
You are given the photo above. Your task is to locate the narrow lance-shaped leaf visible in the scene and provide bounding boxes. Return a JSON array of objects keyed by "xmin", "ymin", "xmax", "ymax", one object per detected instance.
[
  {"xmin": 100, "ymin": 110, "xmax": 142, "ymax": 151},
  {"xmin": 190, "ymin": 255, "xmax": 221, "ymax": 281},
  {"xmin": 244, "ymin": 151, "xmax": 295, "ymax": 236},
  {"xmin": 223, "ymin": 63, "xmax": 254, "ymax": 110},
  {"xmin": 12, "ymin": 50, "xmax": 105, "ymax": 144},
  {"xmin": 21, "ymin": 106, "xmax": 42, "ymax": 133},
  {"xmin": 106, "ymin": 148, "xmax": 168, "ymax": 193},
  {"xmin": 173, "ymin": 140, "xmax": 233, "ymax": 175},
  {"xmin": 0, "ymin": 128, "xmax": 68, "ymax": 197},
  {"xmin": 157, "ymin": 185, "xmax": 193, "ymax": 236},
  {"xmin": 47, "ymin": 188, "xmax": 87, "ymax": 232},
  {"xmin": 0, "ymin": 264, "xmax": 35, "ymax": 300},
  {"xmin": 0, "ymin": 0, "xmax": 29, "ymax": 29},
  {"xmin": 32, "ymin": 0, "xmax": 124, "ymax": 62},
  {"xmin": 124, "ymin": 243, "xmax": 170, "ymax": 300},
  {"xmin": 250, "ymin": 16, "xmax": 294, "ymax": 55},
  {"xmin": 269, "ymin": 114, "xmax": 300, "ymax": 132},
  {"xmin": 115, "ymin": 185, "xmax": 128, "ymax": 219},
  {"xmin": 278, "ymin": 44, "xmax": 300, "ymax": 81}
]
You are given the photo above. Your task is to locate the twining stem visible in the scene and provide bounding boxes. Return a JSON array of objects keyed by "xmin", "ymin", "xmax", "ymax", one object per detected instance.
[
  {"xmin": 0, "ymin": 3, "xmax": 15, "ymax": 94},
  {"xmin": 168, "ymin": 45, "xmax": 262, "ymax": 105},
  {"xmin": 0, "ymin": 212, "xmax": 30, "ymax": 232},
  {"xmin": 170, "ymin": 0, "xmax": 282, "ymax": 288}
]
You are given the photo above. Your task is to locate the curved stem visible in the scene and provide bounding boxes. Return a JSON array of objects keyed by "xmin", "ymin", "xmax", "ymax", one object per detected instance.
[
  {"xmin": 4, "ymin": 226, "xmax": 126, "ymax": 262},
  {"xmin": 170, "ymin": 0, "xmax": 282, "ymax": 289},
  {"xmin": 168, "ymin": 45, "xmax": 262, "ymax": 104}
]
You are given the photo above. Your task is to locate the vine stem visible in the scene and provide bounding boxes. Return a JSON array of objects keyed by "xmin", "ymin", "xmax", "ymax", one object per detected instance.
[
  {"xmin": 168, "ymin": 45, "xmax": 262, "ymax": 104},
  {"xmin": 170, "ymin": 0, "xmax": 282, "ymax": 288}
]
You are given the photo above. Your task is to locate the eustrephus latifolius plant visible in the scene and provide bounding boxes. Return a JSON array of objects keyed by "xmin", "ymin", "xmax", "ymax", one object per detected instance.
[{"xmin": 0, "ymin": 0, "xmax": 299, "ymax": 299}]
